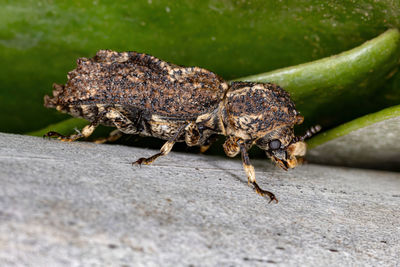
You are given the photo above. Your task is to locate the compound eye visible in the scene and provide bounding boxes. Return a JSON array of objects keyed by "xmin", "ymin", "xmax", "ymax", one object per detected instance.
[{"xmin": 269, "ymin": 139, "xmax": 281, "ymax": 150}]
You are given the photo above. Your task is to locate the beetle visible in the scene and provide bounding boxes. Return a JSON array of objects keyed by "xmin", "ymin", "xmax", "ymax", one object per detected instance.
[{"xmin": 44, "ymin": 50, "xmax": 320, "ymax": 203}]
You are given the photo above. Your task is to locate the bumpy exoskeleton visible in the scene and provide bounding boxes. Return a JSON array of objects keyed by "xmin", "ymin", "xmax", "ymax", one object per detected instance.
[{"xmin": 44, "ymin": 50, "xmax": 321, "ymax": 203}]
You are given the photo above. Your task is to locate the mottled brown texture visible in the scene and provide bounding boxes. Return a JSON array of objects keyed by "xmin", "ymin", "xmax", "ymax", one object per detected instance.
[
  {"xmin": 45, "ymin": 50, "xmax": 228, "ymax": 120},
  {"xmin": 223, "ymin": 82, "xmax": 300, "ymax": 140},
  {"xmin": 44, "ymin": 50, "xmax": 316, "ymax": 202}
]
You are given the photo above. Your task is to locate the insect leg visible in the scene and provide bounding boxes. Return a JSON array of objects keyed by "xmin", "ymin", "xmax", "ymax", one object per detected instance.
[
  {"xmin": 199, "ymin": 135, "xmax": 218, "ymax": 153},
  {"xmin": 44, "ymin": 110, "xmax": 107, "ymax": 142},
  {"xmin": 185, "ymin": 122, "xmax": 201, "ymax": 146},
  {"xmin": 238, "ymin": 141, "xmax": 278, "ymax": 203},
  {"xmin": 223, "ymin": 136, "xmax": 241, "ymax": 157},
  {"xmin": 133, "ymin": 124, "xmax": 187, "ymax": 166},
  {"xmin": 104, "ymin": 109, "xmax": 140, "ymax": 134},
  {"xmin": 133, "ymin": 141, "xmax": 174, "ymax": 165},
  {"xmin": 93, "ymin": 129, "xmax": 123, "ymax": 144}
]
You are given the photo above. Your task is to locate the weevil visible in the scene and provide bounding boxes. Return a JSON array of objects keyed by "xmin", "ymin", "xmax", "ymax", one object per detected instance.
[{"xmin": 44, "ymin": 50, "xmax": 321, "ymax": 203}]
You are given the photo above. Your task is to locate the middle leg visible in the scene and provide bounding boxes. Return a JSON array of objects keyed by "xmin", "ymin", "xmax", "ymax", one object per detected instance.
[{"xmin": 133, "ymin": 123, "xmax": 188, "ymax": 166}]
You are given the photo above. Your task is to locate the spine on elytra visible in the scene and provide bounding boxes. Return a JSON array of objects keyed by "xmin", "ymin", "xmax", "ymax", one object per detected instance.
[{"xmin": 44, "ymin": 83, "xmax": 65, "ymax": 108}]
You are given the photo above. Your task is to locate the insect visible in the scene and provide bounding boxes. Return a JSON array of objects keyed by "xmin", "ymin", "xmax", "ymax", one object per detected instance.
[{"xmin": 44, "ymin": 50, "xmax": 321, "ymax": 203}]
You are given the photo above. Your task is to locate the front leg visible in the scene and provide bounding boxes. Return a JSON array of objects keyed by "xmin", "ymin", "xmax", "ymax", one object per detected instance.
[{"xmin": 238, "ymin": 140, "xmax": 278, "ymax": 203}]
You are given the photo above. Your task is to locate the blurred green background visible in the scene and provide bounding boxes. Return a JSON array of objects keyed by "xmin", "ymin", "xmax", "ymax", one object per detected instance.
[{"xmin": 1, "ymin": 0, "xmax": 399, "ymax": 135}]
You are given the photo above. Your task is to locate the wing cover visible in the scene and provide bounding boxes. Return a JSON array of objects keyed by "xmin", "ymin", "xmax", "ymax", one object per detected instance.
[{"xmin": 45, "ymin": 50, "xmax": 228, "ymax": 118}]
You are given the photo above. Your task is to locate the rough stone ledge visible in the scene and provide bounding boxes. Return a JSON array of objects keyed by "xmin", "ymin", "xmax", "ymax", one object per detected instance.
[{"xmin": 0, "ymin": 133, "xmax": 399, "ymax": 266}]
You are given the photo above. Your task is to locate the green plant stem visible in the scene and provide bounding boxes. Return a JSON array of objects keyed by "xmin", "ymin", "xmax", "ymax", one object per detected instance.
[{"xmin": 307, "ymin": 104, "xmax": 400, "ymax": 149}]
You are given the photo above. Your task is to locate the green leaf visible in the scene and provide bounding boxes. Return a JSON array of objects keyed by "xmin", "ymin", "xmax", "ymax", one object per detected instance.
[
  {"xmin": 29, "ymin": 29, "xmax": 400, "ymax": 142},
  {"xmin": 1, "ymin": 1, "xmax": 400, "ymax": 134},
  {"xmin": 306, "ymin": 104, "xmax": 400, "ymax": 171},
  {"xmin": 236, "ymin": 28, "xmax": 400, "ymax": 130}
]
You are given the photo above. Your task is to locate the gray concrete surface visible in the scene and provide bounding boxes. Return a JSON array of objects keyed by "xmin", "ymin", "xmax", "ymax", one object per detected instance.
[
  {"xmin": 308, "ymin": 116, "xmax": 400, "ymax": 171},
  {"xmin": 0, "ymin": 132, "xmax": 399, "ymax": 266}
]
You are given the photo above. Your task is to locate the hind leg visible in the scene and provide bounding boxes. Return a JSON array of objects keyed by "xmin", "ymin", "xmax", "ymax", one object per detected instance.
[
  {"xmin": 44, "ymin": 110, "xmax": 107, "ymax": 142},
  {"xmin": 45, "ymin": 107, "xmax": 137, "ymax": 142},
  {"xmin": 93, "ymin": 129, "xmax": 123, "ymax": 144}
]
